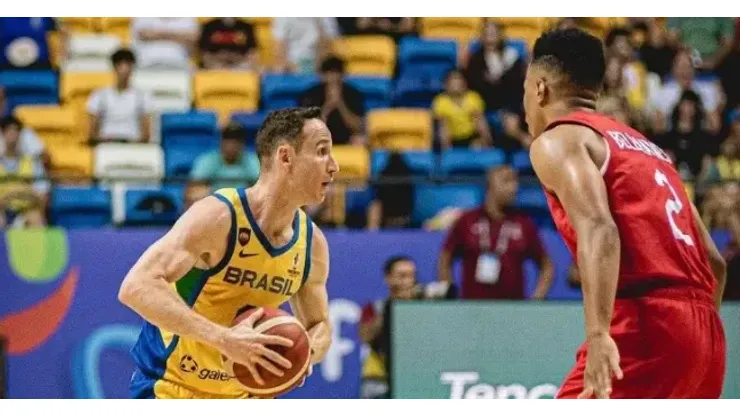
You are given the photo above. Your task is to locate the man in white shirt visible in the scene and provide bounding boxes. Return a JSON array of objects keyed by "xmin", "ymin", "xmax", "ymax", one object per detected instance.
[
  {"xmin": 87, "ymin": 48, "xmax": 154, "ymax": 143},
  {"xmin": 131, "ymin": 17, "xmax": 198, "ymax": 70},
  {"xmin": 273, "ymin": 17, "xmax": 339, "ymax": 73}
]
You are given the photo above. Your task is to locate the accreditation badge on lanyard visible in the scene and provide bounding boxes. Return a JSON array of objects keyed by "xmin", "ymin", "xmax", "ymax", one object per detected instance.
[{"xmin": 475, "ymin": 219, "xmax": 502, "ymax": 285}]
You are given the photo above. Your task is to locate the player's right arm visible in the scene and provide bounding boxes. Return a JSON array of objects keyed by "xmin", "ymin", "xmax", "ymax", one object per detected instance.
[
  {"xmin": 690, "ymin": 203, "xmax": 727, "ymax": 308},
  {"xmin": 118, "ymin": 196, "xmax": 294, "ymax": 380}
]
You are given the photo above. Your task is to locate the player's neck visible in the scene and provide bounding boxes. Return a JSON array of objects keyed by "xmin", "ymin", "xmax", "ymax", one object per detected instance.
[
  {"xmin": 246, "ymin": 180, "xmax": 298, "ymax": 237},
  {"xmin": 545, "ymin": 99, "xmax": 596, "ymax": 125}
]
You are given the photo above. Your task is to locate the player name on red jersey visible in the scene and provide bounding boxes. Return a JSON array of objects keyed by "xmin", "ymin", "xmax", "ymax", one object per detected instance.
[{"xmin": 605, "ymin": 130, "xmax": 672, "ymax": 164}]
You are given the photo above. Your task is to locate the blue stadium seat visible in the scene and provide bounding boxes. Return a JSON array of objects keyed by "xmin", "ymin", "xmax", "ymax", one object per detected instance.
[
  {"xmin": 346, "ymin": 76, "xmax": 392, "ymax": 112},
  {"xmin": 440, "ymin": 148, "xmax": 506, "ymax": 175},
  {"xmin": 412, "ymin": 184, "xmax": 484, "ymax": 225},
  {"xmin": 468, "ymin": 39, "xmax": 529, "ymax": 61},
  {"xmin": 511, "ymin": 150, "xmax": 532, "ymax": 174},
  {"xmin": 398, "ymin": 37, "xmax": 457, "ymax": 79},
  {"xmin": 230, "ymin": 111, "xmax": 267, "ymax": 148},
  {"xmin": 393, "ymin": 76, "xmax": 444, "ymax": 108},
  {"xmin": 0, "ymin": 70, "xmax": 58, "ymax": 111},
  {"xmin": 160, "ymin": 111, "xmax": 220, "ymax": 178},
  {"xmin": 261, "ymin": 74, "xmax": 319, "ymax": 111},
  {"xmin": 515, "ymin": 184, "xmax": 548, "ymax": 210},
  {"xmin": 345, "ymin": 186, "xmax": 374, "ymax": 216},
  {"xmin": 124, "ymin": 186, "xmax": 184, "ymax": 226},
  {"xmin": 486, "ymin": 111, "xmax": 503, "ymax": 134},
  {"xmin": 371, "ymin": 150, "xmax": 436, "ymax": 177},
  {"xmin": 51, "ymin": 186, "xmax": 111, "ymax": 228}
]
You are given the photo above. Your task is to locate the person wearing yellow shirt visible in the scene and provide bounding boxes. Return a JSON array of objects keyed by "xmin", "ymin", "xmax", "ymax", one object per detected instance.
[{"xmin": 432, "ymin": 69, "xmax": 492, "ymax": 149}]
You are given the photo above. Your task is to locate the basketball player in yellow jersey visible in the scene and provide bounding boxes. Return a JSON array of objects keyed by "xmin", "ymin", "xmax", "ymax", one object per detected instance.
[{"xmin": 118, "ymin": 107, "xmax": 339, "ymax": 399}]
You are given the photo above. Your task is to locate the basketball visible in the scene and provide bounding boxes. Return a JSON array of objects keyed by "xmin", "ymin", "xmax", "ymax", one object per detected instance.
[{"xmin": 225, "ymin": 307, "xmax": 311, "ymax": 398}]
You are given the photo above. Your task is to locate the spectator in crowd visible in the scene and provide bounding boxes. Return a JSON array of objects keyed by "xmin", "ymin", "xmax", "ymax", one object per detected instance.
[
  {"xmin": 0, "ymin": 86, "xmax": 6, "ymax": 117},
  {"xmin": 131, "ymin": 17, "xmax": 198, "ymax": 70},
  {"xmin": 87, "ymin": 48, "xmax": 154, "ymax": 143},
  {"xmin": 367, "ymin": 152, "xmax": 414, "ymax": 230},
  {"xmin": 273, "ymin": 17, "xmax": 339, "ymax": 74},
  {"xmin": 494, "ymin": 112, "xmax": 533, "ymax": 152},
  {"xmin": 199, "ymin": 18, "xmax": 259, "ymax": 71},
  {"xmin": 183, "ymin": 182, "xmax": 211, "ymax": 212},
  {"xmin": 338, "ymin": 18, "xmax": 416, "ymax": 43},
  {"xmin": 716, "ymin": 19, "xmax": 740, "ymax": 114},
  {"xmin": 600, "ymin": 56, "xmax": 643, "ymax": 129},
  {"xmin": 0, "ymin": 116, "xmax": 48, "ymax": 228},
  {"xmin": 701, "ymin": 135, "xmax": 740, "ymax": 185},
  {"xmin": 638, "ymin": 20, "xmax": 677, "ymax": 80},
  {"xmin": 300, "ymin": 56, "xmax": 364, "ymax": 145},
  {"xmin": 464, "ymin": 21, "xmax": 525, "ymax": 113},
  {"xmin": 433, "ymin": 69, "xmax": 491, "ymax": 149},
  {"xmin": 359, "ymin": 255, "xmax": 418, "ymax": 399},
  {"xmin": 437, "ymin": 165, "xmax": 554, "ymax": 300},
  {"xmin": 700, "ymin": 182, "xmax": 739, "ymax": 300},
  {"xmin": 0, "ymin": 17, "xmax": 67, "ymax": 70},
  {"xmin": 654, "ymin": 90, "xmax": 720, "ymax": 180},
  {"xmin": 189, "ymin": 123, "xmax": 260, "ymax": 191},
  {"xmin": 604, "ymin": 27, "xmax": 649, "ymax": 112},
  {"xmin": 649, "ymin": 50, "xmax": 724, "ymax": 134},
  {"xmin": 667, "ymin": 17, "xmax": 735, "ymax": 70}
]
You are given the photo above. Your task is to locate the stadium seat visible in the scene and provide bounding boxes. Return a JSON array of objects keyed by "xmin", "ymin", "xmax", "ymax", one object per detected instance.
[
  {"xmin": 261, "ymin": 73, "xmax": 319, "ymax": 111},
  {"xmin": 511, "ymin": 150, "xmax": 533, "ymax": 174},
  {"xmin": 371, "ymin": 150, "xmax": 436, "ymax": 177},
  {"xmin": 344, "ymin": 186, "xmax": 374, "ymax": 218},
  {"xmin": 94, "ymin": 143, "xmax": 165, "ymax": 183},
  {"xmin": 47, "ymin": 144, "xmax": 93, "ymax": 179},
  {"xmin": 99, "ymin": 17, "xmax": 132, "ymax": 44},
  {"xmin": 332, "ymin": 145, "xmax": 370, "ymax": 181},
  {"xmin": 0, "ymin": 70, "xmax": 58, "ymax": 110},
  {"xmin": 491, "ymin": 17, "xmax": 545, "ymax": 47},
  {"xmin": 62, "ymin": 34, "xmax": 121, "ymax": 72},
  {"xmin": 393, "ymin": 75, "xmax": 444, "ymax": 108},
  {"xmin": 60, "ymin": 71, "xmax": 115, "ymax": 115},
  {"xmin": 367, "ymin": 108, "xmax": 433, "ymax": 151},
  {"xmin": 14, "ymin": 105, "xmax": 83, "ymax": 145},
  {"xmin": 419, "ymin": 17, "xmax": 484, "ymax": 44},
  {"xmin": 230, "ymin": 111, "xmax": 267, "ymax": 147},
  {"xmin": 515, "ymin": 184, "xmax": 548, "ymax": 211},
  {"xmin": 132, "ymin": 70, "xmax": 192, "ymax": 112},
  {"xmin": 486, "ymin": 111, "xmax": 503, "ymax": 134},
  {"xmin": 468, "ymin": 38, "xmax": 529, "ymax": 61},
  {"xmin": 51, "ymin": 186, "xmax": 111, "ymax": 228},
  {"xmin": 440, "ymin": 148, "xmax": 506, "ymax": 176},
  {"xmin": 332, "ymin": 35, "xmax": 396, "ymax": 78},
  {"xmin": 160, "ymin": 111, "xmax": 219, "ymax": 177},
  {"xmin": 412, "ymin": 184, "xmax": 484, "ymax": 226},
  {"xmin": 57, "ymin": 17, "xmax": 97, "ymax": 33},
  {"xmin": 345, "ymin": 76, "xmax": 392, "ymax": 112},
  {"xmin": 123, "ymin": 185, "xmax": 184, "ymax": 226},
  {"xmin": 398, "ymin": 37, "xmax": 457, "ymax": 79},
  {"xmin": 194, "ymin": 70, "xmax": 260, "ymax": 125},
  {"xmin": 247, "ymin": 17, "xmax": 275, "ymax": 68}
]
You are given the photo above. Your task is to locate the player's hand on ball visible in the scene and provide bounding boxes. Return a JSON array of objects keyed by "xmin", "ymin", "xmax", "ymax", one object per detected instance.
[
  {"xmin": 579, "ymin": 333, "xmax": 623, "ymax": 399},
  {"xmin": 220, "ymin": 308, "xmax": 294, "ymax": 386}
]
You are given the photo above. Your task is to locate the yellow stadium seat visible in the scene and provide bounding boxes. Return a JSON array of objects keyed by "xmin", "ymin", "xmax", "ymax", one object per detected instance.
[
  {"xmin": 47, "ymin": 144, "xmax": 93, "ymax": 180},
  {"xmin": 254, "ymin": 24, "xmax": 275, "ymax": 68},
  {"xmin": 58, "ymin": 17, "xmax": 96, "ymax": 33},
  {"xmin": 194, "ymin": 70, "xmax": 260, "ymax": 125},
  {"xmin": 492, "ymin": 17, "xmax": 546, "ymax": 47},
  {"xmin": 14, "ymin": 105, "xmax": 84, "ymax": 145},
  {"xmin": 60, "ymin": 71, "xmax": 115, "ymax": 115},
  {"xmin": 420, "ymin": 17, "xmax": 484, "ymax": 44},
  {"xmin": 46, "ymin": 31, "xmax": 63, "ymax": 68},
  {"xmin": 331, "ymin": 145, "xmax": 370, "ymax": 181},
  {"xmin": 367, "ymin": 109, "xmax": 433, "ymax": 151},
  {"xmin": 99, "ymin": 17, "xmax": 132, "ymax": 44},
  {"xmin": 332, "ymin": 36, "xmax": 396, "ymax": 78}
]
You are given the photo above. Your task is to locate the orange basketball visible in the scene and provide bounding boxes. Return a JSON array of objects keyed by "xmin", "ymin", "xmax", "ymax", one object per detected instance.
[{"xmin": 225, "ymin": 307, "xmax": 311, "ymax": 398}]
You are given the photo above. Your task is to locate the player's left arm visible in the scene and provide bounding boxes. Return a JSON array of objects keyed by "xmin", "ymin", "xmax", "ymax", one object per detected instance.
[{"xmin": 290, "ymin": 224, "xmax": 332, "ymax": 365}]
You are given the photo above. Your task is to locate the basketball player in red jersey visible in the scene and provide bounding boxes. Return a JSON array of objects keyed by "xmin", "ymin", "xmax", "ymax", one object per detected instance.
[{"xmin": 524, "ymin": 28, "xmax": 728, "ymax": 399}]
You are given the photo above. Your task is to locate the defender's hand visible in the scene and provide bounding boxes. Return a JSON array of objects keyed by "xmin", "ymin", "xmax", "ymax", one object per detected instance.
[{"xmin": 219, "ymin": 308, "xmax": 294, "ymax": 385}]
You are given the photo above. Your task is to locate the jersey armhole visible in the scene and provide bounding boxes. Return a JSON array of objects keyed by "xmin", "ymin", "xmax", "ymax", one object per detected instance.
[
  {"xmin": 204, "ymin": 193, "xmax": 237, "ymax": 278},
  {"xmin": 301, "ymin": 218, "xmax": 314, "ymax": 286},
  {"xmin": 599, "ymin": 134, "xmax": 611, "ymax": 176}
]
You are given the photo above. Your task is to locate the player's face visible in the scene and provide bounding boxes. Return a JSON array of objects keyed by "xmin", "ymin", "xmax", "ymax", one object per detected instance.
[
  {"xmin": 523, "ymin": 66, "xmax": 546, "ymax": 138},
  {"xmin": 291, "ymin": 119, "xmax": 339, "ymax": 205}
]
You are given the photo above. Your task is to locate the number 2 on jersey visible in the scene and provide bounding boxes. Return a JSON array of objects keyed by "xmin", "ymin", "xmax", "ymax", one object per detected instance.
[{"xmin": 654, "ymin": 169, "xmax": 694, "ymax": 247}]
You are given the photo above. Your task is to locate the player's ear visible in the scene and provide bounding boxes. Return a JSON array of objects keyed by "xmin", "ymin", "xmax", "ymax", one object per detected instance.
[
  {"xmin": 536, "ymin": 78, "xmax": 548, "ymax": 106},
  {"xmin": 276, "ymin": 143, "xmax": 294, "ymax": 169}
]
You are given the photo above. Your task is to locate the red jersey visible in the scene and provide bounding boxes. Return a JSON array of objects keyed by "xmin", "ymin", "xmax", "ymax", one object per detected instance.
[{"xmin": 542, "ymin": 111, "xmax": 716, "ymax": 294}]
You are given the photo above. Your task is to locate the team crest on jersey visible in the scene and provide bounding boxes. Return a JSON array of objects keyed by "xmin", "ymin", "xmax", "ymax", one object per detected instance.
[
  {"xmin": 287, "ymin": 252, "xmax": 301, "ymax": 278},
  {"xmin": 238, "ymin": 228, "xmax": 251, "ymax": 247}
]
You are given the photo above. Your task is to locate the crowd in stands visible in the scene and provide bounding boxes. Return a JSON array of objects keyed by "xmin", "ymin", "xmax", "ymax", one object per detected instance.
[{"xmin": 0, "ymin": 17, "xmax": 737, "ymax": 280}]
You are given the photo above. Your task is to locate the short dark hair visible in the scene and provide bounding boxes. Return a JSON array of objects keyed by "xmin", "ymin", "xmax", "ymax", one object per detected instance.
[
  {"xmin": 0, "ymin": 115, "xmax": 22, "ymax": 131},
  {"xmin": 222, "ymin": 123, "xmax": 245, "ymax": 141},
  {"xmin": 255, "ymin": 107, "xmax": 322, "ymax": 164},
  {"xmin": 383, "ymin": 255, "xmax": 413, "ymax": 275},
  {"xmin": 111, "ymin": 48, "xmax": 136, "ymax": 65},
  {"xmin": 320, "ymin": 55, "xmax": 345, "ymax": 73},
  {"xmin": 604, "ymin": 27, "xmax": 631, "ymax": 48},
  {"xmin": 532, "ymin": 28, "xmax": 606, "ymax": 91}
]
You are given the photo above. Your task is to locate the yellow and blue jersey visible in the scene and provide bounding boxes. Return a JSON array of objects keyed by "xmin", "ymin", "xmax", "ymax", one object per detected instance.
[{"xmin": 130, "ymin": 187, "xmax": 313, "ymax": 399}]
